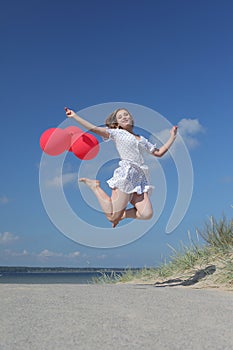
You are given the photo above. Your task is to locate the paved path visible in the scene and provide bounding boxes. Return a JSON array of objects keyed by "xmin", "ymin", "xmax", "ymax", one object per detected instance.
[{"xmin": 1, "ymin": 284, "xmax": 233, "ymax": 349}]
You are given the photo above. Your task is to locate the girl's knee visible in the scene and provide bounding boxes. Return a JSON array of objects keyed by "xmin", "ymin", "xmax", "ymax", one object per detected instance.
[{"xmin": 138, "ymin": 210, "xmax": 153, "ymax": 220}]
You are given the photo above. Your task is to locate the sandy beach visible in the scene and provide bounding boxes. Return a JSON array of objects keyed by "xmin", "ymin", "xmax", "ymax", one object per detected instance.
[{"xmin": 1, "ymin": 283, "xmax": 233, "ymax": 350}]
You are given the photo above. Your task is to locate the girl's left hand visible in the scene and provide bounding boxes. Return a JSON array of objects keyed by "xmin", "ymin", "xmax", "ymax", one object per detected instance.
[{"xmin": 170, "ymin": 125, "xmax": 178, "ymax": 137}]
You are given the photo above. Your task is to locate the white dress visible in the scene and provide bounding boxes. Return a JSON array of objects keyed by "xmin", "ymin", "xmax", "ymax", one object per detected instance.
[{"xmin": 104, "ymin": 128, "xmax": 157, "ymax": 195}]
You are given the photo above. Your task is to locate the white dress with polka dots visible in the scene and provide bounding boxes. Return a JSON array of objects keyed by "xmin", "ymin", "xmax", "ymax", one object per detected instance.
[{"xmin": 104, "ymin": 128, "xmax": 157, "ymax": 195}]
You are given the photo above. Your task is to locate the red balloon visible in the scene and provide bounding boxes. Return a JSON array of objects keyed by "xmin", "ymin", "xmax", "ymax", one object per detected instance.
[
  {"xmin": 65, "ymin": 126, "xmax": 83, "ymax": 152},
  {"xmin": 65, "ymin": 125, "xmax": 83, "ymax": 136},
  {"xmin": 71, "ymin": 133, "xmax": 99, "ymax": 160},
  {"xmin": 40, "ymin": 128, "xmax": 71, "ymax": 156}
]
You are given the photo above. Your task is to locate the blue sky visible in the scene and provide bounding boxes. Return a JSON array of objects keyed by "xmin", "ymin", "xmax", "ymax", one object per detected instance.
[{"xmin": 1, "ymin": 0, "xmax": 233, "ymax": 267}]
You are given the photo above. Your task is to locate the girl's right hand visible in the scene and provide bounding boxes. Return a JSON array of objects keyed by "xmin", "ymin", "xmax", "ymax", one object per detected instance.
[{"xmin": 65, "ymin": 107, "xmax": 76, "ymax": 118}]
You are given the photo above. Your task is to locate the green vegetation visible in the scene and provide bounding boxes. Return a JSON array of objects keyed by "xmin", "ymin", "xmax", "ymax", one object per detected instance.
[{"xmin": 94, "ymin": 216, "xmax": 233, "ymax": 289}]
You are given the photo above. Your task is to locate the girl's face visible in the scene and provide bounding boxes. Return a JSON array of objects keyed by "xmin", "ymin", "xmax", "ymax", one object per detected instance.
[{"xmin": 116, "ymin": 109, "xmax": 134, "ymax": 129}]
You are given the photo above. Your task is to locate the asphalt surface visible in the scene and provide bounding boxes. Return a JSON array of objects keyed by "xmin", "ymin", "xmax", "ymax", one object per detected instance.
[{"xmin": 1, "ymin": 284, "xmax": 233, "ymax": 350}]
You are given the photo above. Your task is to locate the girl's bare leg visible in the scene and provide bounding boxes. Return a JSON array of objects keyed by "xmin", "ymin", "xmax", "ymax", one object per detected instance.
[
  {"xmin": 108, "ymin": 192, "xmax": 154, "ymax": 226},
  {"xmin": 79, "ymin": 178, "xmax": 112, "ymax": 216},
  {"xmin": 121, "ymin": 192, "xmax": 153, "ymax": 220},
  {"xmin": 79, "ymin": 178, "xmax": 131, "ymax": 227},
  {"xmin": 110, "ymin": 189, "xmax": 132, "ymax": 227}
]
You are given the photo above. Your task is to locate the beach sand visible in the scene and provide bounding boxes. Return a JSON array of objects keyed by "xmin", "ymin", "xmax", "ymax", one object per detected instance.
[{"xmin": 1, "ymin": 283, "xmax": 233, "ymax": 350}]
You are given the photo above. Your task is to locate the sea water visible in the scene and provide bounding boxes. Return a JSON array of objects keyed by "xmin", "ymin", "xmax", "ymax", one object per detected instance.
[{"xmin": 0, "ymin": 271, "xmax": 122, "ymax": 284}]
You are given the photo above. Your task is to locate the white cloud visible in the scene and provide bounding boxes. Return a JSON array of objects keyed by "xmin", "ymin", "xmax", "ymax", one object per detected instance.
[
  {"xmin": 0, "ymin": 232, "xmax": 19, "ymax": 244},
  {"xmin": 38, "ymin": 249, "xmax": 64, "ymax": 258},
  {"xmin": 4, "ymin": 249, "xmax": 29, "ymax": 256},
  {"xmin": 97, "ymin": 254, "xmax": 107, "ymax": 260},
  {"xmin": 68, "ymin": 251, "xmax": 80, "ymax": 258},
  {"xmin": 45, "ymin": 172, "xmax": 77, "ymax": 188},
  {"xmin": 0, "ymin": 195, "xmax": 10, "ymax": 204},
  {"xmin": 38, "ymin": 249, "xmax": 81, "ymax": 259},
  {"xmin": 1, "ymin": 248, "xmax": 82, "ymax": 260},
  {"xmin": 178, "ymin": 118, "xmax": 204, "ymax": 134},
  {"xmin": 177, "ymin": 118, "xmax": 205, "ymax": 149},
  {"xmin": 153, "ymin": 118, "xmax": 204, "ymax": 151},
  {"xmin": 21, "ymin": 249, "xmax": 29, "ymax": 256}
]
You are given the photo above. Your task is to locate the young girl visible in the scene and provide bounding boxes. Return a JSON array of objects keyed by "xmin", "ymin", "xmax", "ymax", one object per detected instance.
[{"xmin": 65, "ymin": 107, "xmax": 178, "ymax": 227}]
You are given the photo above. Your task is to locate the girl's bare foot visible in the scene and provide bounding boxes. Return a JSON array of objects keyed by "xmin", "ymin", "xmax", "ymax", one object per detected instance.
[
  {"xmin": 112, "ymin": 219, "xmax": 120, "ymax": 228},
  {"xmin": 111, "ymin": 211, "xmax": 126, "ymax": 228},
  {"xmin": 79, "ymin": 178, "xmax": 100, "ymax": 190}
]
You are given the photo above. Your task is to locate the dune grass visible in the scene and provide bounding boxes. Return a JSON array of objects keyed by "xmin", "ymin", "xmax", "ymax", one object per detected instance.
[{"xmin": 94, "ymin": 215, "xmax": 233, "ymax": 288}]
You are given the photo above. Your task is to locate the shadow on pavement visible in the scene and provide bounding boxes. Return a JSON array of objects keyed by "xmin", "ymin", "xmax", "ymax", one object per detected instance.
[{"xmin": 153, "ymin": 265, "xmax": 216, "ymax": 288}]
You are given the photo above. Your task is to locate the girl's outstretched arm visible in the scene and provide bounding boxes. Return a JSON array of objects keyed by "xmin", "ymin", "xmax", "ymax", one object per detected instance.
[
  {"xmin": 152, "ymin": 126, "xmax": 178, "ymax": 157},
  {"xmin": 65, "ymin": 107, "xmax": 109, "ymax": 139}
]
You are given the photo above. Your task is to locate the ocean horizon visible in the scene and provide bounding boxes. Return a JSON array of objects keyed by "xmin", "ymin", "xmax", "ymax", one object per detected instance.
[{"xmin": 0, "ymin": 267, "xmax": 140, "ymax": 284}]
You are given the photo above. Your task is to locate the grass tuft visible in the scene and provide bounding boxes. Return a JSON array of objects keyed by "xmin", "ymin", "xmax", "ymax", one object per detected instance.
[
  {"xmin": 198, "ymin": 215, "xmax": 233, "ymax": 250},
  {"xmin": 94, "ymin": 215, "xmax": 233, "ymax": 289},
  {"xmin": 92, "ymin": 270, "xmax": 123, "ymax": 284}
]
